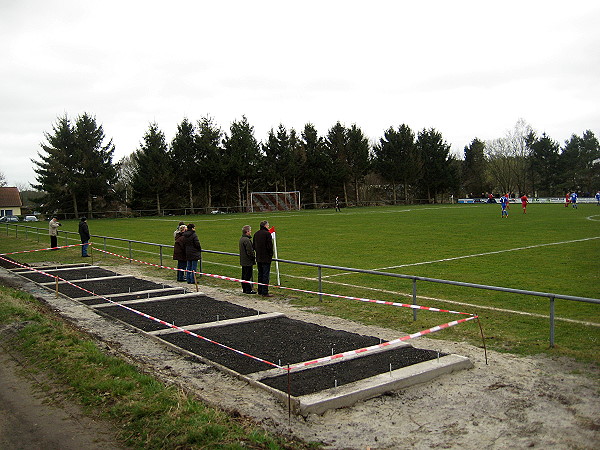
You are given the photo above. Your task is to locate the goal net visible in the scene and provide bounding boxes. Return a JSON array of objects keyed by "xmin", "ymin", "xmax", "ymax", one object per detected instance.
[{"xmin": 250, "ymin": 191, "xmax": 301, "ymax": 212}]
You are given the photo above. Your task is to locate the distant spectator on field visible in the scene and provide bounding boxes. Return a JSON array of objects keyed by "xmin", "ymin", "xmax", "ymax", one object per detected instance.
[
  {"xmin": 253, "ymin": 220, "xmax": 274, "ymax": 297},
  {"xmin": 48, "ymin": 217, "xmax": 61, "ymax": 250},
  {"xmin": 173, "ymin": 224, "xmax": 187, "ymax": 282},
  {"xmin": 78, "ymin": 217, "xmax": 91, "ymax": 257},
  {"xmin": 487, "ymin": 193, "xmax": 496, "ymax": 203},
  {"xmin": 520, "ymin": 194, "xmax": 528, "ymax": 214},
  {"xmin": 239, "ymin": 225, "xmax": 256, "ymax": 294},
  {"xmin": 570, "ymin": 192, "xmax": 578, "ymax": 209},
  {"xmin": 183, "ymin": 223, "xmax": 202, "ymax": 284},
  {"xmin": 335, "ymin": 196, "xmax": 340, "ymax": 212},
  {"xmin": 174, "ymin": 221, "xmax": 185, "ymax": 239}
]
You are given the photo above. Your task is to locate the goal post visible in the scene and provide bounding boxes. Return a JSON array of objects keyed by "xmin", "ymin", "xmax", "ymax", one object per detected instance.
[{"xmin": 250, "ymin": 191, "xmax": 301, "ymax": 212}]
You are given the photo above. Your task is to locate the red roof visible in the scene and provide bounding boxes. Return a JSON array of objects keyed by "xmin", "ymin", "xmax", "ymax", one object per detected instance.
[{"xmin": 0, "ymin": 187, "xmax": 22, "ymax": 207}]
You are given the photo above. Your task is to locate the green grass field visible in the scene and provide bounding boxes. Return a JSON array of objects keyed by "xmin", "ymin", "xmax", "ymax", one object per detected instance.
[{"xmin": 2, "ymin": 203, "xmax": 599, "ymax": 363}]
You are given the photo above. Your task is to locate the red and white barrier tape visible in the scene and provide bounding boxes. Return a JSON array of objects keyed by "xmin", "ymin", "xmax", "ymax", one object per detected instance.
[
  {"xmin": 291, "ymin": 316, "xmax": 478, "ymax": 370},
  {"xmin": 0, "ymin": 253, "xmax": 282, "ymax": 370},
  {"xmin": 1, "ymin": 242, "xmax": 88, "ymax": 255},
  {"xmin": 2, "ymin": 245, "xmax": 479, "ymax": 373},
  {"xmin": 91, "ymin": 246, "xmax": 474, "ymax": 316}
]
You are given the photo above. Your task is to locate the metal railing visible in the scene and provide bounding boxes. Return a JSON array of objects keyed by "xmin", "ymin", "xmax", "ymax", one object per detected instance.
[{"xmin": 4, "ymin": 222, "xmax": 599, "ymax": 348}]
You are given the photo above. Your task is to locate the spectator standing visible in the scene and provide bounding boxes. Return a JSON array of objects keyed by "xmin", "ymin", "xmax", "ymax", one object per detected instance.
[
  {"xmin": 183, "ymin": 223, "xmax": 202, "ymax": 284},
  {"xmin": 253, "ymin": 220, "xmax": 274, "ymax": 297},
  {"xmin": 174, "ymin": 221, "xmax": 185, "ymax": 239},
  {"xmin": 335, "ymin": 196, "xmax": 340, "ymax": 212},
  {"xmin": 78, "ymin": 217, "xmax": 91, "ymax": 257},
  {"xmin": 520, "ymin": 194, "xmax": 529, "ymax": 214},
  {"xmin": 48, "ymin": 217, "xmax": 61, "ymax": 249},
  {"xmin": 239, "ymin": 225, "xmax": 256, "ymax": 294},
  {"xmin": 173, "ymin": 224, "xmax": 187, "ymax": 282}
]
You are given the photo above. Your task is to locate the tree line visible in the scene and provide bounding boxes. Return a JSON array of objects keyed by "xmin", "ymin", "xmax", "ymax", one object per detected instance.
[{"xmin": 32, "ymin": 114, "xmax": 600, "ymax": 217}]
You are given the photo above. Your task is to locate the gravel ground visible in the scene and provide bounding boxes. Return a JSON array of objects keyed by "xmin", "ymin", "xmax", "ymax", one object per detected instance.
[{"xmin": 1, "ymin": 264, "xmax": 598, "ymax": 449}]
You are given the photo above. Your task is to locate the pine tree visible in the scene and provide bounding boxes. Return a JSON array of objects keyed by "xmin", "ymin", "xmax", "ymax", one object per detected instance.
[
  {"xmin": 196, "ymin": 116, "xmax": 224, "ymax": 209},
  {"xmin": 300, "ymin": 123, "xmax": 327, "ymax": 207},
  {"xmin": 346, "ymin": 124, "xmax": 371, "ymax": 205},
  {"xmin": 131, "ymin": 123, "xmax": 172, "ymax": 215},
  {"xmin": 373, "ymin": 124, "xmax": 418, "ymax": 204},
  {"xmin": 74, "ymin": 113, "xmax": 116, "ymax": 218},
  {"xmin": 171, "ymin": 118, "xmax": 199, "ymax": 213},
  {"xmin": 325, "ymin": 122, "xmax": 349, "ymax": 204},
  {"xmin": 223, "ymin": 116, "xmax": 260, "ymax": 212},
  {"xmin": 33, "ymin": 113, "xmax": 116, "ymax": 217},
  {"xmin": 417, "ymin": 128, "xmax": 454, "ymax": 203},
  {"xmin": 463, "ymin": 138, "xmax": 488, "ymax": 197}
]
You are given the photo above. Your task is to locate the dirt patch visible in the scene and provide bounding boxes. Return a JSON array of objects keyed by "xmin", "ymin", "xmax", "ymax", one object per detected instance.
[
  {"xmin": 0, "ymin": 325, "xmax": 125, "ymax": 450},
  {"xmin": 1, "ymin": 264, "xmax": 599, "ymax": 449}
]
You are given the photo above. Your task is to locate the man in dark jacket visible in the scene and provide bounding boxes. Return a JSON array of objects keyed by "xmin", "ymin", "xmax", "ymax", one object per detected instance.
[
  {"xmin": 173, "ymin": 224, "xmax": 187, "ymax": 281},
  {"xmin": 183, "ymin": 223, "xmax": 202, "ymax": 284},
  {"xmin": 253, "ymin": 220, "xmax": 273, "ymax": 296},
  {"xmin": 239, "ymin": 225, "xmax": 256, "ymax": 294},
  {"xmin": 78, "ymin": 217, "xmax": 90, "ymax": 257}
]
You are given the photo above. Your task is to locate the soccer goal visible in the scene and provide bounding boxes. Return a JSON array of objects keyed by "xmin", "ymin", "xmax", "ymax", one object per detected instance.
[{"xmin": 250, "ymin": 191, "xmax": 301, "ymax": 212}]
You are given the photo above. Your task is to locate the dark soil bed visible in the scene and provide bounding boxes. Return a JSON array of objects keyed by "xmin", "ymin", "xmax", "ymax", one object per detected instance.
[
  {"xmin": 79, "ymin": 288, "xmax": 188, "ymax": 305},
  {"xmin": 0, "ymin": 256, "xmax": 24, "ymax": 269},
  {"xmin": 161, "ymin": 316, "xmax": 382, "ymax": 375},
  {"xmin": 96, "ymin": 295, "xmax": 261, "ymax": 332},
  {"xmin": 262, "ymin": 347, "xmax": 447, "ymax": 396},
  {"xmin": 5, "ymin": 257, "xmax": 457, "ymax": 401},
  {"xmin": 54, "ymin": 277, "xmax": 167, "ymax": 298},
  {"xmin": 15, "ymin": 267, "xmax": 118, "ymax": 283}
]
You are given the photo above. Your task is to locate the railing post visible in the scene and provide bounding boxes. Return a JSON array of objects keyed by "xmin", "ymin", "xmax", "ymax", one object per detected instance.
[
  {"xmin": 412, "ymin": 278, "xmax": 418, "ymax": 321},
  {"xmin": 159, "ymin": 245, "xmax": 163, "ymax": 267},
  {"xmin": 318, "ymin": 266, "xmax": 323, "ymax": 302},
  {"xmin": 128, "ymin": 241, "xmax": 132, "ymax": 263},
  {"xmin": 103, "ymin": 237, "xmax": 107, "ymax": 251},
  {"xmin": 549, "ymin": 295, "xmax": 555, "ymax": 348}
]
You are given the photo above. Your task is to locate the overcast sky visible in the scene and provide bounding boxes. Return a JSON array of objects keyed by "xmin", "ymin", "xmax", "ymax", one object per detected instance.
[{"xmin": 1, "ymin": 0, "xmax": 599, "ymax": 188}]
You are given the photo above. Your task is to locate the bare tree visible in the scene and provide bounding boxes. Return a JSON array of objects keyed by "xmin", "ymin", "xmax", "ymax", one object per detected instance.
[{"xmin": 485, "ymin": 119, "xmax": 533, "ymax": 195}]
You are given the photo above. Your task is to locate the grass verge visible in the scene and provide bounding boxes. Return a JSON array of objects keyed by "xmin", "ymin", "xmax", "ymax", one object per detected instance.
[{"xmin": 0, "ymin": 284, "xmax": 317, "ymax": 449}]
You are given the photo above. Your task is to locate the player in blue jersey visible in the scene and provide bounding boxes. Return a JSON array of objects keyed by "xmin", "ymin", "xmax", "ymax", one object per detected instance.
[
  {"xmin": 595, "ymin": 191, "xmax": 600, "ymax": 206},
  {"xmin": 570, "ymin": 191, "xmax": 578, "ymax": 209},
  {"xmin": 500, "ymin": 193, "xmax": 509, "ymax": 218}
]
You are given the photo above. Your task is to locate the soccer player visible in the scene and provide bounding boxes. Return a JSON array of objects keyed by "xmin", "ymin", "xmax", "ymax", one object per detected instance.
[
  {"xmin": 595, "ymin": 191, "xmax": 600, "ymax": 206},
  {"xmin": 565, "ymin": 192, "xmax": 571, "ymax": 208},
  {"xmin": 571, "ymin": 191, "xmax": 578, "ymax": 209},
  {"xmin": 500, "ymin": 193, "xmax": 509, "ymax": 218},
  {"xmin": 520, "ymin": 194, "xmax": 528, "ymax": 214}
]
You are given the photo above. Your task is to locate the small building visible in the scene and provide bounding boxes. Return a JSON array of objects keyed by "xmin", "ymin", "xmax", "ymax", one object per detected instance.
[{"xmin": 0, "ymin": 187, "xmax": 23, "ymax": 217}]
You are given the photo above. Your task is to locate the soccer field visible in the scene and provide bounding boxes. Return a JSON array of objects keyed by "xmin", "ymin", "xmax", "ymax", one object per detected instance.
[{"xmin": 4, "ymin": 203, "xmax": 600, "ymax": 362}]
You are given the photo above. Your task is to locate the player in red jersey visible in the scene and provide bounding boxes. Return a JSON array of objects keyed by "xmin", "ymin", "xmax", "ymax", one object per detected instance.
[{"xmin": 520, "ymin": 194, "xmax": 528, "ymax": 214}]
